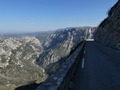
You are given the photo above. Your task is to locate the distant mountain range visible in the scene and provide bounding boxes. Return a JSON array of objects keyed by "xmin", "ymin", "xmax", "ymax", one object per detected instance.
[
  {"xmin": 36, "ymin": 27, "xmax": 96, "ymax": 74},
  {"xmin": 0, "ymin": 26, "xmax": 96, "ymax": 89},
  {"xmin": 0, "ymin": 32, "xmax": 52, "ymax": 39}
]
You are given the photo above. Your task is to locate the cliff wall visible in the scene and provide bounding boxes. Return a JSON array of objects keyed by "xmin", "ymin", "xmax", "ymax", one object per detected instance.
[{"xmin": 95, "ymin": 0, "xmax": 120, "ymax": 50}]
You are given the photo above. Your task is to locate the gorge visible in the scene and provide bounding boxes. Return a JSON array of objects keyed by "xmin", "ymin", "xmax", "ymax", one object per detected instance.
[{"xmin": 0, "ymin": 27, "xmax": 96, "ymax": 90}]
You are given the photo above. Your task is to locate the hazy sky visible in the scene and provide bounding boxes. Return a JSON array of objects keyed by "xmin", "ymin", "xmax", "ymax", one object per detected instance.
[{"xmin": 0, "ymin": 0, "xmax": 118, "ymax": 33}]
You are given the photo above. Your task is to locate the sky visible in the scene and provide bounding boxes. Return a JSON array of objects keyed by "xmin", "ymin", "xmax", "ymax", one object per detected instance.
[{"xmin": 0, "ymin": 0, "xmax": 118, "ymax": 33}]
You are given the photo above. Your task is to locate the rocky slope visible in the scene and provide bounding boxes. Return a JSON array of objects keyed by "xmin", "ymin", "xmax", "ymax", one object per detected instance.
[
  {"xmin": 0, "ymin": 37, "xmax": 47, "ymax": 89},
  {"xmin": 36, "ymin": 27, "xmax": 96, "ymax": 74},
  {"xmin": 35, "ymin": 31, "xmax": 54, "ymax": 44},
  {"xmin": 95, "ymin": 0, "xmax": 120, "ymax": 50},
  {"xmin": 0, "ymin": 27, "xmax": 96, "ymax": 89}
]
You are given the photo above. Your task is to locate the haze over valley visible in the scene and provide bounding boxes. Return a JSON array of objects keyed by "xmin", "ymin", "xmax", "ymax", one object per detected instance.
[{"xmin": 0, "ymin": 0, "xmax": 119, "ymax": 90}]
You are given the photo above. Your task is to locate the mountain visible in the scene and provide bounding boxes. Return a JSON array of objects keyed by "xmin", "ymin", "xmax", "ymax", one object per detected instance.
[
  {"xmin": 0, "ymin": 37, "xmax": 47, "ymax": 89},
  {"xmin": 95, "ymin": 0, "xmax": 120, "ymax": 50},
  {"xmin": 35, "ymin": 31, "xmax": 54, "ymax": 44},
  {"xmin": 36, "ymin": 27, "xmax": 96, "ymax": 74},
  {"xmin": 0, "ymin": 26, "xmax": 96, "ymax": 89},
  {"xmin": 0, "ymin": 32, "xmax": 40, "ymax": 39}
]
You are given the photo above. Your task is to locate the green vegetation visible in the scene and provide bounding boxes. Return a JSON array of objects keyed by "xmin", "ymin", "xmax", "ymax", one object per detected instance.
[
  {"xmin": 1, "ymin": 55, "xmax": 6, "ymax": 63},
  {"xmin": 0, "ymin": 37, "xmax": 44, "ymax": 89},
  {"xmin": 3, "ymin": 46, "xmax": 9, "ymax": 51}
]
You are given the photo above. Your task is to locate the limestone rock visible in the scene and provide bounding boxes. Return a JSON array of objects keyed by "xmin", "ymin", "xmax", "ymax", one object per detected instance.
[
  {"xmin": 95, "ymin": 1, "xmax": 120, "ymax": 50},
  {"xmin": 36, "ymin": 27, "xmax": 96, "ymax": 74},
  {"xmin": 0, "ymin": 36, "xmax": 45, "ymax": 87}
]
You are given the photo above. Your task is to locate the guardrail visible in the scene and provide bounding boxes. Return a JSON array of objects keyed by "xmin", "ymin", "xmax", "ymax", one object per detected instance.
[{"xmin": 36, "ymin": 41, "xmax": 85, "ymax": 90}]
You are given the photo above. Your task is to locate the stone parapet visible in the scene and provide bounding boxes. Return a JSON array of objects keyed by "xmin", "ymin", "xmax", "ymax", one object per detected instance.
[{"xmin": 36, "ymin": 41, "xmax": 85, "ymax": 90}]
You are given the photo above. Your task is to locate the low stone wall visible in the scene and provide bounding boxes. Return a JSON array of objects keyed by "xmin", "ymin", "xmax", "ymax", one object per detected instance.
[{"xmin": 36, "ymin": 41, "xmax": 85, "ymax": 90}]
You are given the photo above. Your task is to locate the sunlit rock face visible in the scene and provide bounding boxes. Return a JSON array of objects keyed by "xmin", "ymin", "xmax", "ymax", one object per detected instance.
[
  {"xmin": 95, "ymin": 1, "xmax": 120, "ymax": 50},
  {"xmin": 36, "ymin": 27, "xmax": 96, "ymax": 74},
  {"xmin": 0, "ymin": 37, "xmax": 46, "ymax": 88},
  {"xmin": 0, "ymin": 27, "xmax": 96, "ymax": 89}
]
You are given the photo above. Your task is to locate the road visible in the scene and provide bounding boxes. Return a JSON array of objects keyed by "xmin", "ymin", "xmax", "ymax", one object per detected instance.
[{"xmin": 71, "ymin": 41, "xmax": 120, "ymax": 90}]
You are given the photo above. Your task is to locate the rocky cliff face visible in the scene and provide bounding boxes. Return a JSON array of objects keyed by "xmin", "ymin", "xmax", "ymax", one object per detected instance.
[
  {"xmin": 0, "ymin": 37, "xmax": 46, "ymax": 88},
  {"xmin": 36, "ymin": 27, "xmax": 96, "ymax": 74},
  {"xmin": 0, "ymin": 27, "xmax": 96, "ymax": 89},
  {"xmin": 95, "ymin": 0, "xmax": 120, "ymax": 50}
]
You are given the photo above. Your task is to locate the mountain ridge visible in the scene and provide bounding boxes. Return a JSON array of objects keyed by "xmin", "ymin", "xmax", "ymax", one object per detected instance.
[
  {"xmin": 0, "ymin": 26, "xmax": 96, "ymax": 89},
  {"xmin": 36, "ymin": 27, "xmax": 96, "ymax": 74}
]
